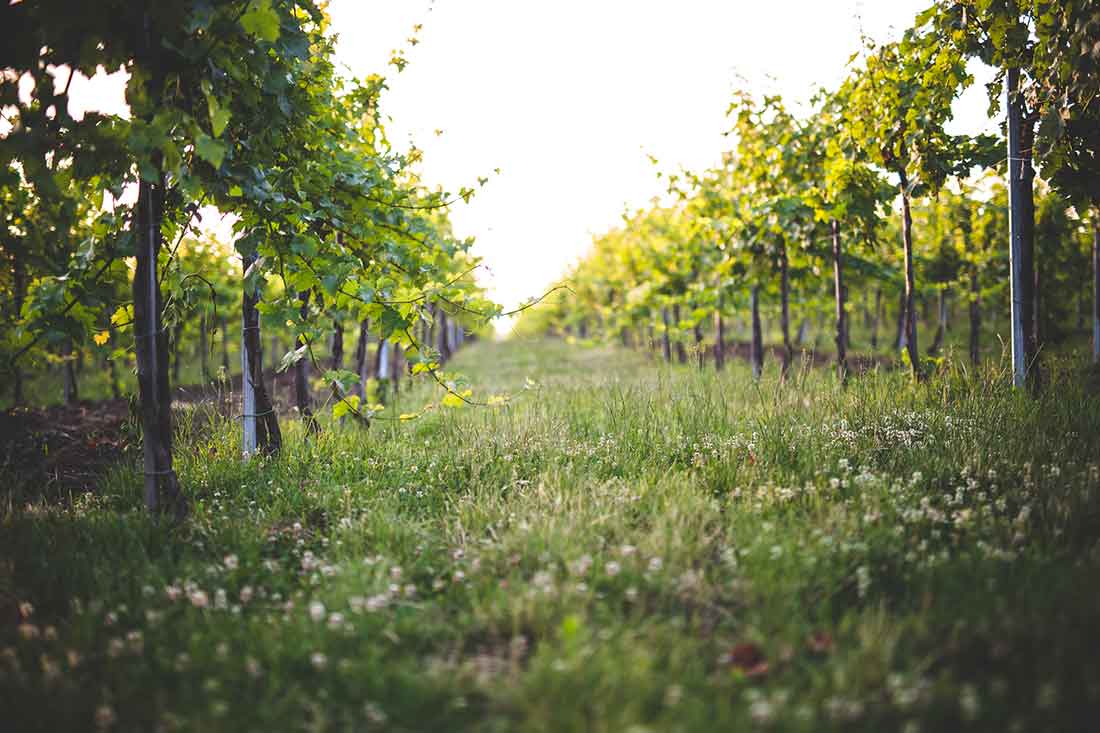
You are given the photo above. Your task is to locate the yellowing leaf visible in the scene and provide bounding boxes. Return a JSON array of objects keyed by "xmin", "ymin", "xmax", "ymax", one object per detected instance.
[
  {"xmin": 93, "ymin": 331, "xmax": 110, "ymax": 346},
  {"xmin": 332, "ymin": 394, "xmax": 360, "ymax": 420},
  {"xmin": 441, "ymin": 392, "xmax": 465, "ymax": 408},
  {"xmin": 110, "ymin": 305, "xmax": 132, "ymax": 326}
]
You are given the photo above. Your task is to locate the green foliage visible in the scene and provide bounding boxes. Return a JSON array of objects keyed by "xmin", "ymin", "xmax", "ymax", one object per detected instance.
[{"xmin": 0, "ymin": 0, "xmax": 499, "ymax": 410}]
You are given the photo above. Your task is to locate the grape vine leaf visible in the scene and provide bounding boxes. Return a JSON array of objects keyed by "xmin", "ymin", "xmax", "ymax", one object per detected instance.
[{"xmin": 241, "ymin": 0, "xmax": 281, "ymax": 43}]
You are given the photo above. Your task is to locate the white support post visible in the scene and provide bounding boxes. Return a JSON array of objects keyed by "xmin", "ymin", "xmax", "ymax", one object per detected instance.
[
  {"xmin": 1006, "ymin": 67, "xmax": 1028, "ymax": 389},
  {"xmin": 241, "ymin": 312, "xmax": 257, "ymax": 457},
  {"xmin": 378, "ymin": 340, "xmax": 392, "ymax": 380}
]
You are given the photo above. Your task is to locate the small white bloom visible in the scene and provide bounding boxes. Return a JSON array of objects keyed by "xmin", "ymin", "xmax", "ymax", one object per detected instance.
[{"xmin": 246, "ymin": 656, "xmax": 262, "ymax": 678}]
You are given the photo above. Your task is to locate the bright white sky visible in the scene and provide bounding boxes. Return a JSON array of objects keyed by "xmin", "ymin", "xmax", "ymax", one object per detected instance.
[
  {"xmin": 326, "ymin": 0, "xmax": 997, "ymax": 325},
  {"xmin": 45, "ymin": 1, "xmax": 996, "ymax": 326}
]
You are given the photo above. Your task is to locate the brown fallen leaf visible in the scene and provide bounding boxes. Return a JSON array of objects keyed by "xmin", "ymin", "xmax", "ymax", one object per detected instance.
[{"xmin": 729, "ymin": 642, "xmax": 770, "ymax": 678}]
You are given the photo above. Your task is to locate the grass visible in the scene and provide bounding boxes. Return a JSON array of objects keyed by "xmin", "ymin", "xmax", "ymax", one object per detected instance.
[{"xmin": 2, "ymin": 337, "xmax": 1100, "ymax": 731}]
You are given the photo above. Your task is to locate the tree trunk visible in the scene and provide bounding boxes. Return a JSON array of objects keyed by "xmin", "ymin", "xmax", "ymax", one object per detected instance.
[
  {"xmin": 843, "ymin": 285, "xmax": 851, "ymax": 351},
  {"xmin": 293, "ymin": 291, "xmax": 317, "ymax": 431},
  {"xmin": 871, "ymin": 287, "xmax": 882, "ymax": 351},
  {"xmin": 354, "ymin": 319, "xmax": 370, "ymax": 399},
  {"xmin": 171, "ymin": 322, "xmax": 183, "ymax": 384},
  {"xmin": 12, "ymin": 254, "xmax": 26, "ymax": 404},
  {"xmin": 832, "ymin": 221, "xmax": 848, "ymax": 383},
  {"xmin": 199, "ymin": 313, "xmax": 209, "ymax": 382},
  {"xmin": 269, "ymin": 333, "xmax": 280, "ymax": 397},
  {"xmin": 1093, "ymin": 218, "xmax": 1100, "ymax": 364},
  {"xmin": 928, "ymin": 288, "xmax": 948, "ymax": 356},
  {"xmin": 779, "ymin": 247, "xmax": 792, "ymax": 379},
  {"xmin": 438, "ymin": 311, "xmax": 452, "ymax": 364},
  {"xmin": 694, "ymin": 322, "xmax": 704, "ymax": 370},
  {"xmin": 220, "ymin": 315, "xmax": 230, "ymax": 374},
  {"xmin": 714, "ymin": 305, "xmax": 725, "ymax": 372},
  {"xmin": 62, "ymin": 339, "xmax": 78, "ymax": 405},
  {"xmin": 894, "ymin": 288, "xmax": 906, "ymax": 351},
  {"xmin": 661, "ymin": 309, "xmax": 672, "ymax": 363},
  {"xmin": 898, "ymin": 176, "xmax": 921, "ymax": 378},
  {"xmin": 672, "ymin": 304, "xmax": 687, "ymax": 364},
  {"xmin": 1032, "ymin": 257, "xmax": 1043, "ymax": 392},
  {"xmin": 133, "ymin": 166, "xmax": 187, "ymax": 520},
  {"xmin": 1006, "ymin": 67, "xmax": 1038, "ymax": 391},
  {"xmin": 241, "ymin": 251, "xmax": 281, "ymax": 457},
  {"xmin": 330, "ymin": 319, "xmax": 344, "ymax": 371},
  {"xmin": 750, "ymin": 285, "xmax": 763, "ymax": 380},
  {"xmin": 969, "ymin": 268, "xmax": 981, "ymax": 366}
]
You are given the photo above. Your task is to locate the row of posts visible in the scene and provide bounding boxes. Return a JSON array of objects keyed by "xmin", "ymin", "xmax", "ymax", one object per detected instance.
[{"xmin": 241, "ymin": 304, "xmax": 468, "ymax": 456}]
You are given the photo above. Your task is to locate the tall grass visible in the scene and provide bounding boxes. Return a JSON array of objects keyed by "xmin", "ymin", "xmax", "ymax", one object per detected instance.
[{"xmin": 2, "ymin": 339, "xmax": 1098, "ymax": 731}]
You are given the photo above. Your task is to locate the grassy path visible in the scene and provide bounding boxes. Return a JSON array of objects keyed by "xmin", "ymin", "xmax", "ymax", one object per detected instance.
[{"xmin": 3, "ymin": 339, "xmax": 1100, "ymax": 731}]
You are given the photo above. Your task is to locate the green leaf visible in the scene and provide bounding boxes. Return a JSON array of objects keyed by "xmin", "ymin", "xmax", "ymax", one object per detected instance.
[
  {"xmin": 379, "ymin": 307, "xmax": 407, "ymax": 338},
  {"xmin": 325, "ymin": 369, "xmax": 361, "ymax": 395},
  {"xmin": 207, "ymin": 95, "xmax": 231, "ymax": 138},
  {"xmin": 195, "ymin": 134, "xmax": 227, "ymax": 168},
  {"xmin": 240, "ymin": 0, "xmax": 281, "ymax": 42},
  {"xmin": 1035, "ymin": 107, "xmax": 1064, "ymax": 159}
]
